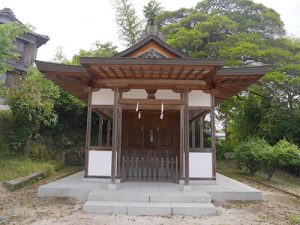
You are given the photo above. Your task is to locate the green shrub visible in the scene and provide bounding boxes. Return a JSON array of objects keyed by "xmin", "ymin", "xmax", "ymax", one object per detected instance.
[
  {"xmin": 234, "ymin": 137, "xmax": 269, "ymax": 175},
  {"xmin": 216, "ymin": 140, "xmax": 235, "ymax": 160},
  {"xmin": 0, "ymin": 109, "xmax": 13, "ymax": 157},
  {"xmin": 275, "ymin": 140, "xmax": 300, "ymax": 167},
  {"xmin": 255, "ymin": 139, "xmax": 299, "ymax": 180},
  {"xmin": 289, "ymin": 213, "xmax": 300, "ymax": 225},
  {"xmin": 24, "ymin": 141, "xmax": 49, "ymax": 160}
]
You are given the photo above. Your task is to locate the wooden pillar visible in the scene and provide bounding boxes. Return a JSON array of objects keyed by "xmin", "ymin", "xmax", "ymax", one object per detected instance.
[
  {"xmin": 210, "ymin": 89, "xmax": 216, "ymax": 178},
  {"xmin": 98, "ymin": 116, "xmax": 103, "ymax": 147},
  {"xmin": 184, "ymin": 90, "xmax": 189, "ymax": 185},
  {"xmin": 84, "ymin": 87, "xmax": 92, "ymax": 177},
  {"xmin": 179, "ymin": 102, "xmax": 184, "ymax": 180},
  {"xmin": 111, "ymin": 88, "xmax": 119, "ymax": 184},
  {"xmin": 199, "ymin": 116, "xmax": 204, "ymax": 149},
  {"xmin": 192, "ymin": 120, "xmax": 195, "ymax": 150},
  {"xmin": 106, "ymin": 120, "xmax": 111, "ymax": 146},
  {"xmin": 116, "ymin": 101, "xmax": 122, "ymax": 178}
]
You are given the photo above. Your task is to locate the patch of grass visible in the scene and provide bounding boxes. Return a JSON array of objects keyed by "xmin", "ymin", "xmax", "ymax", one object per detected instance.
[
  {"xmin": 217, "ymin": 161, "xmax": 300, "ymax": 196},
  {"xmin": 0, "ymin": 158, "xmax": 62, "ymax": 181},
  {"xmin": 289, "ymin": 213, "xmax": 300, "ymax": 225}
]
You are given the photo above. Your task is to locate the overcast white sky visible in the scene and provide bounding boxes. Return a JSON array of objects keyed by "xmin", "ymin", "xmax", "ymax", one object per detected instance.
[{"xmin": 1, "ymin": 0, "xmax": 299, "ymax": 61}]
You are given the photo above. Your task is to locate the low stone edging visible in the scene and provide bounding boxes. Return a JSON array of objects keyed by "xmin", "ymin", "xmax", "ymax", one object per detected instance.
[{"xmin": 4, "ymin": 171, "xmax": 45, "ymax": 191}]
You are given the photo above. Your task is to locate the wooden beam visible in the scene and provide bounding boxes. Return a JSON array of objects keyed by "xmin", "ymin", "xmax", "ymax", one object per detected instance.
[
  {"xmin": 176, "ymin": 67, "xmax": 184, "ymax": 79},
  {"xmin": 195, "ymin": 69, "xmax": 205, "ymax": 79},
  {"xmin": 86, "ymin": 66, "xmax": 104, "ymax": 80},
  {"xmin": 168, "ymin": 67, "xmax": 174, "ymax": 79},
  {"xmin": 108, "ymin": 67, "xmax": 120, "ymax": 79},
  {"xmin": 96, "ymin": 79, "xmax": 206, "ymax": 87},
  {"xmin": 139, "ymin": 66, "xmax": 144, "ymax": 78},
  {"xmin": 130, "ymin": 66, "xmax": 136, "ymax": 78},
  {"xmin": 119, "ymin": 67, "xmax": 128, "ymax": 78},
  {"xmin": 118, "ymin": 98, "xmax": 185, "ymax": 106},
  {"xmin": 204, "ymin": 67, "xmax": 219, "ymax": 82},
  {"xmin": 98, "ymin": 67, "xmax": 111, "ymax": 78},
  {"xmin": 186, "ymin": 68, "xmax": 195, "ymax": 79}
]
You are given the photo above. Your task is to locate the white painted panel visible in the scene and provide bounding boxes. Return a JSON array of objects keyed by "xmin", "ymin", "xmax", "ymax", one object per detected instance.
[
  {"xmin": 92, "ymin": 89, "xmax": 114, "ymax": 105},
  {"xmin": 156, "ymin": 90, "xmax": 180, "ymax": 100},
  {"xmin": 188, "ymin": 90, "xmax": 211, "ymax": 107},
  {"xmin": 189, "ymin": 152, "xmax": 212, "ymax": 178},
  {"xmin": 88, "ymin": 150, "xmax": 112, "ymax": 176},
  {"xmin": 123, "ymin": 89, "xmax": 148, "ymax": 99}
]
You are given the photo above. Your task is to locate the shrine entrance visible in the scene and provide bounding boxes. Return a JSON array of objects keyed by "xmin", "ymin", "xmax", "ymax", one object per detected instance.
[{"xmin": 121, "ymin": 110, "xmax": 180, "ymax": 182}]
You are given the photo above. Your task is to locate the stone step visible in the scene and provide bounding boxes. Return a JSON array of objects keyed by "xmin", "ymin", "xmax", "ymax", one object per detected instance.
[
  {"xmin": 88, "ymin": 190, "xmax": 211, "ymax": 203},
  {"xmin": 83, "ymin": 201, "xmax": 217, "ymax": 216}
]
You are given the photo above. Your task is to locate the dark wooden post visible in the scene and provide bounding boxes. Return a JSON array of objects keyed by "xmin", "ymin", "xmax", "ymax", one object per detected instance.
[
  {"xmin": 184, "ymin": 90, "xmax": 189, "ymax": 186},
  {"xmin": 84, "ymin": 87, "xmax": 92, "ymax": 177},
  {"xmin": 210, "ymin": 88, "xmax": 216, "ymax": 179},
  {"xmin": 98, "ymin": 116, "xmax": 103, "ymax": 147},
  {"xmin": 179, "ymin": 103, "xmax": 184, "ymax": 181},
  {"xmin": 117, "ymin": 102, "xmax": 122, "ymax": 178},
  {"xmin": 199, "ymin": 116, "xmax": 204, "ymax": 149},
  {"xmin": 106, "ymin": 120, "xmax": 111, "ymax": 146},
  {"xmin": 111, "ymin": 88, "xmax": 119, "ymax": 184},
  {"xmin": 192, "ymin": 120, "xmax": 195, "ymax": 150}
]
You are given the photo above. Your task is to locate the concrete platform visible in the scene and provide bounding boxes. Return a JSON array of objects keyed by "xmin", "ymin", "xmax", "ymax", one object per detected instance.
[
  {"xmin": 38, "ymin": 171, "xmax": 262, "ymax": 216},
  {"xmin": 39, "ymin": 172, "xmax": 262, "ymax": 203},
  {"xmin": 83, "ymin": 201, "xmax": 216, "ymax": 216}
]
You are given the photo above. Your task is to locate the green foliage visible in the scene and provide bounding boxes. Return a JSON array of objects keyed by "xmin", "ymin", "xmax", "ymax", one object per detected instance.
[
  {"xmin": 195, "ymin": 0, "xmax": 285, "ymax": 38},
  {"xmin": 0, "ymin": 157, "xmax": 61, "ymax": 181},
  {"xmin": 24, "ymin": 141, "xmax": 49, "ymax": 160},
  {"xmin": 156, "ymin": 0, "xmax": 300, "ymax": 146},
  {"xmin": 0, "ymin": 22, "xmax": 27, "ymax": 73},
  {"xmin": 0, "ymin": 109, "xmax": 13, "ymax": 157},
  {"xmin": 143, "ymin": 0, "xmax": 163, "ymax": 21},
  {"xmin": 273, "ymin": 140, "xmax": 300, "ymax": 167},
  {"xmin": 4, "ymin": 67, "xmax": 60, "ymax": 155},
  {"xmin": 289, "ymin": 213, "xmax": 300, "ymax": 225},
  {"xmin": 52, "ymin": 46, "xmax": 69, "ymax": 64},
  {"xmin": 216, "ymin": 139, "xmax": 234, "ymax": 160},
  {"xmin": 234, "ymin": 137, "xmax": 269, "ymax": 175},
  {"xmin": 114, "ymin": 0, "xmax": 143, "ymax": 46},
  {"xmin": 71, "ymin": 41, "xmax": 118, "ymax": 65}
]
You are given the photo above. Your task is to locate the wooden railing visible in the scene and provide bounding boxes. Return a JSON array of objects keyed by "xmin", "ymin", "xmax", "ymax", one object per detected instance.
[{"xmin": 121, "ymin": 156, "xmax": 178, "ymax": 183}]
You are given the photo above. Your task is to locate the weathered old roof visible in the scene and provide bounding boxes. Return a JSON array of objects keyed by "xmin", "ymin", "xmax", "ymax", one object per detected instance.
[
  {"xmin": 0, "ymin": 8, "xmax": 49, "ymax": 47},
  {"xmin": 114, "ymin": 35, "xmax": 188, "ymax": 58},
  {"xmin": 35, "ymin": 59, "xmax": 269, "ymax": 106},
  {"xmin": 35, "ymin": 25, "xmax": 269, "ymax": 106}
]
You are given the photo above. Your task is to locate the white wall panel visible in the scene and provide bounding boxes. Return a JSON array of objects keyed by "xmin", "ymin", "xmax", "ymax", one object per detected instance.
[
  {"xmin": 92, "ymin": 89, "xmax": 114, "ymax": 105},
  {"xmin": 123, "ymin": 89, "xmax": 148, "ymax": 99},
  {"xmin": 156, "ymin": 90, "xmax": 180, "ymax": 100},
  {"xmin": 189, "ymin": 152, "xmax": 213, "ymax": 178},
  {"xmin": 88, "ymin": 150, "xmax": 112, "ymax": 176},
  {"xmin": 188, "ymin": 90, "xmax": 211, "ymax": 107}
]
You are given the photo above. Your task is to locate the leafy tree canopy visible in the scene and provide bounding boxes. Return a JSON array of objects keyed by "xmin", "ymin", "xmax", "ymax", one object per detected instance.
[
  {"xmin": 143, "ymin": 0, "xmax": 163, "ymax": 21},
  {"xmin": 153, "ymin": 0, "xmax": 300, "ymax": 146},
  {"xmin": 114, "ymin": 0, "xmax": 143, "ymax": 46}
]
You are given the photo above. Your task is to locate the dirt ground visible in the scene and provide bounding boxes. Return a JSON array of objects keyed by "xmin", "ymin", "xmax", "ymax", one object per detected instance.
[{"xmin": 0, "ymin": 177, "xmax": 299, "ymax": 225}]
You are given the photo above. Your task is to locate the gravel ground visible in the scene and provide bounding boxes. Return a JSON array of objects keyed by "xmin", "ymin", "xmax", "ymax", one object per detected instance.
[{"xmin": 0, "ymin": 178, "xmax": 299, "ymax": 225}]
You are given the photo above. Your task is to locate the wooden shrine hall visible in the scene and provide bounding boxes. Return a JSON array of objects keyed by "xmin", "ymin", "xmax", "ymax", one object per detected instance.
[{"xmin": 36, "ymin": 24, "xmax": 268, "ymax": 188}]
